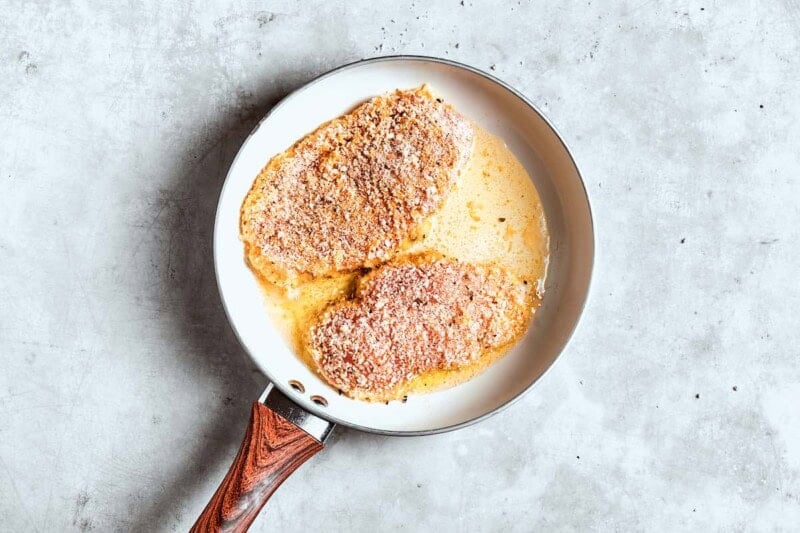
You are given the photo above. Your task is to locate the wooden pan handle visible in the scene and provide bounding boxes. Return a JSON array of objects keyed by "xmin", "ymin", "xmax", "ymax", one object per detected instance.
[{"xmin": 191, "ymin": 401, "xmax": 325, "ymax": 532}]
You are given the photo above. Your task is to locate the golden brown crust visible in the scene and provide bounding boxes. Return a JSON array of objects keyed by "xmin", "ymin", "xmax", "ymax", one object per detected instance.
[
  {"xmin": 306, "ymin": 254, "xmax": 534, "ymax": 401},
  {"xmin": 240, "ymin": 86, "xmax": 474, "ymax": 288}
]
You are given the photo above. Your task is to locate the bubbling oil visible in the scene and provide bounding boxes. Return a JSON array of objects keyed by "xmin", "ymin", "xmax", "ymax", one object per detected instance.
[{"xmin": 258, "ymin": 124, "xmax": 549, "ymax": 400}]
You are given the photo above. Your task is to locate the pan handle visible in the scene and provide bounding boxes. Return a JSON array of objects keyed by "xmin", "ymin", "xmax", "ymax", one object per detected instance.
[{"xmin": 191, "ymin": 384, "xmax": 335, "ymax": 532}]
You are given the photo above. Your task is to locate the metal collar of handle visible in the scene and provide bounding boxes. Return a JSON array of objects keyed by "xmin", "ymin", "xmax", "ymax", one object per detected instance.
[{"xmin": 259, "ymin": 383, "xmax": 335, "ymax": 443}]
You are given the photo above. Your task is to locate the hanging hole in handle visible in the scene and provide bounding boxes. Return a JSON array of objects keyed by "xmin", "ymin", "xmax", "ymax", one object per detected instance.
[
  {"xmin": 288, "ymin": 380, "xmax": 305, "ymax": 393},
  {"xmin": 310, "ymin": 395, "xmax": 328, "ymax": 407}
]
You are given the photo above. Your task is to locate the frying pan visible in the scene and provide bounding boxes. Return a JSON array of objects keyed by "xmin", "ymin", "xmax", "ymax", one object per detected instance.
[{"xmin": 192, "ymin": 56, "xmax": 594, "ymax": 531}]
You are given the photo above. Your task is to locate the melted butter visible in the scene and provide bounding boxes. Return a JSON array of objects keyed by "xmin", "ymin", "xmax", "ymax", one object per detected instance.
[
  {"xmin": 406, "ymin": 126, "xmax": 549, "ymax": 283},
  {"xmin": 258, "ymin": 124, "xmax": 550, "ymax": 400}
]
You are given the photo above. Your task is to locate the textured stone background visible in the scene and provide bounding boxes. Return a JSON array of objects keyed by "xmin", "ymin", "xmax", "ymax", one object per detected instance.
[{"xmin": 1, "ymin": 1, "xmax": 799, "ymax": 531}]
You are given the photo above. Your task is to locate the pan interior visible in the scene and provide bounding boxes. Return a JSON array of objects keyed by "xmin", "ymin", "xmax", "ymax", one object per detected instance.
[{"xmin": 214, "ymin": 57, "xmax": 593, "ymax": 434}]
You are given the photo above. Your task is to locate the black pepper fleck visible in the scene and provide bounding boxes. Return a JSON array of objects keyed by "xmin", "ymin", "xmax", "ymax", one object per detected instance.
[
  {"xmin": 695, "ymin": 393, "xmax": 700, "ymax": 399},
  {"xmin": 732, "ymin": 386, "xmax": 738, "ymax": 391},
  {"xmin": 680, "ymin": 238, "xmax": 686, "ymax": 243}
]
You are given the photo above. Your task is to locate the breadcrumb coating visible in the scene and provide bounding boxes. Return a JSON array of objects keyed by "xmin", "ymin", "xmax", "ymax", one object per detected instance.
[
  {"xmin": 307, "ymin": 254, "xmax": 533, "ymax": 401},
  {"xmin": 240, "ymin": 86, "xmax": 474, "ymax": 287}
]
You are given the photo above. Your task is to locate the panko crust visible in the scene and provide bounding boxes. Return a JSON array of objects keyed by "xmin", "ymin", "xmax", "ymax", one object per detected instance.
[
  {"xmin": 306, "ymin": 254, "xmax": 533, "ymax": 401},
  {"xmin": 240, "ymin": 86, "xmax": 474, "ymax": 288}
]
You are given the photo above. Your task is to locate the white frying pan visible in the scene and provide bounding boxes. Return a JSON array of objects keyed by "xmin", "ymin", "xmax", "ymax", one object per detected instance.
[{"xmin": 192, "ymin": 56, "xmax": 594, "ymax": 531}]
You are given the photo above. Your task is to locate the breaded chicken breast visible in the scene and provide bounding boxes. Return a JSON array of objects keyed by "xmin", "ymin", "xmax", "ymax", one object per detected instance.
[
  {"xmin": 306, "ymin": 254, "xmax": 533, "ymax": 401},
  {"xmin": 240, "ymin": 86, "xmax": 474, "ymax": 287}
]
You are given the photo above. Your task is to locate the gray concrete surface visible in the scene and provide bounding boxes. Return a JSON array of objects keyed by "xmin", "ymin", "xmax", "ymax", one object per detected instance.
[{"xmin": 2, "ymin": 1, "xmax": 799, "ymax": 531}]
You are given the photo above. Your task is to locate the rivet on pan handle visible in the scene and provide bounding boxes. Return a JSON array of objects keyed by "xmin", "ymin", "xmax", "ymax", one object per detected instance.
[{"xmin": 191, "ymin": 384, "xmax": 335, "ymax": 532}]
